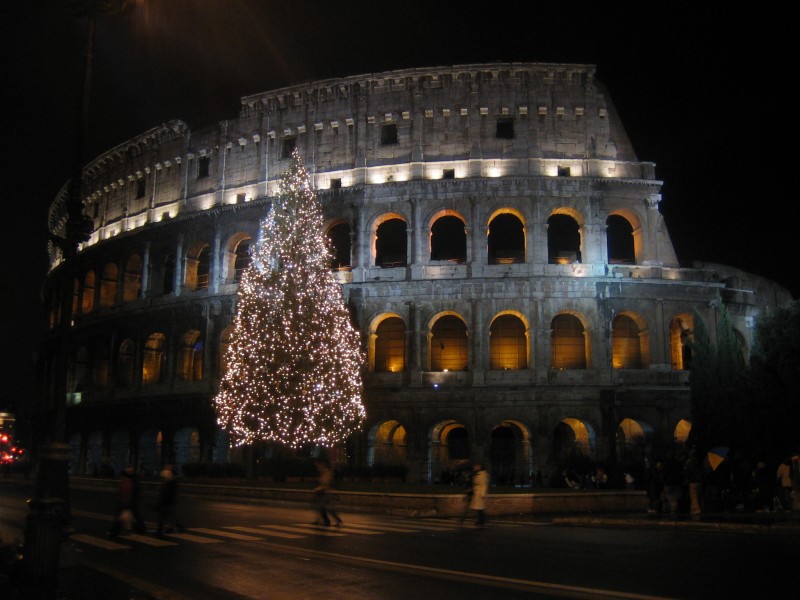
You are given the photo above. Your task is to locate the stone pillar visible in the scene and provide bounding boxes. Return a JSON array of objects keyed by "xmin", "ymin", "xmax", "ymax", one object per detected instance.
[
  {"xmin": 210, "ymin": 228, "xmax": 221, "ymax": 294},
  {"xmin": 174, "ymin": 233, "xmax": 184, "ymax": 297}
]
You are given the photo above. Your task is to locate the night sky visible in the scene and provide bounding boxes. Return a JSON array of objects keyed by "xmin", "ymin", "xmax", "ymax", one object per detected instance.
[{"xmin": 2, "ymin": 2, "xmax": 796, "ymax": 414}]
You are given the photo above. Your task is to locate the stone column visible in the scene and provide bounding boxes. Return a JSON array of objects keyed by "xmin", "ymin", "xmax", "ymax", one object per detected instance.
[{"xmin": 141, "ymin": 240, "xmax": 151, "ymax": 299}]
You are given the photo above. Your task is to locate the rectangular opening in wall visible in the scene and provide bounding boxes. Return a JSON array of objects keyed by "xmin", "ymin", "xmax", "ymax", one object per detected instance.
[
  {"xmin": 236, "ymin": 193, "xmax": 246, "ymax": 204},
  {"xmin": 443, "ymin": 169, "xmax": 455, "ymax": 179},
  {"xmin": 496, "ymin": 118, "xmax": 514, "ymax": 140},
  {"xmin": 197, "ymin": 156, "xmax": 210, "ymax": 179},
  {"xmin": 330, "ymin": 178, "xmax": 342, "ymax": 189},
  {"xmin": 380, "ymin": 123, "xmax": 398, "ymax": 146},
  {"xmin": 281, "ymin": 136, "xmax": 296, "ymax": 159},
  {"xmin": 557, "ymin": 166, "xmax": 571, "ymax": 177},
  {"xmin": 136, "ymin": 178, "xmax": 146, "ymax": 199}
]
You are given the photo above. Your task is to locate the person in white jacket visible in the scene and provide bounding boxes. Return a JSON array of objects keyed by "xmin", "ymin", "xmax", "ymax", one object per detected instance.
[{"xmin": 469, "ymin": 463, "xmax": 489, "ymax": 526}]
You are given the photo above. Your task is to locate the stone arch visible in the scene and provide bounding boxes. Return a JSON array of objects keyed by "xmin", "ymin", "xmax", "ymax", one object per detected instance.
[
  {"xmin": 487, "ymin": 209, "xmax": 525, "ymax": 264},
  {"xmin": 138, "ymin": 429, "xmax": 161, "ymax": 476},
  {"xmin": 368, "ymin": 419, "xmax": 408, "ymax": 466},
  {"xmin": 142, "ymin": 332, "xmax": 167, "ymax": 384},
  {"xmin": 429, "ymin": 312, "xmax": 469, "ymax": 371},
  {"xmin": 368, "ymin": 313, "xmax": 407, "ymax": 372},
  {"xmin": 99, "ymin": 262, "xmax": 118, "ymax": 307},
  {"xmin": 185, "ymin": 241, "xmax": 210, "ymax": 290},
  {"xmin": 553, "ymin": 418, "xmax": 596, "ymax": 464},
  {"xmin": 86, "ymin": 430, "xmax": 104, "ymax": 475},
  {"xmin": 428, "ymin": 209, "xmax": 467, "ymax": 263},
  {"xmin": 116, "ymin": 338, "xmax": 136, "ymax": 387},
  {"xmin": 81, "ymin": 270, "xmax": 95, "ymax": 314},
  {"xmin": 372, "ymin": 212, "xmax": 407, "ymax": 267},
  {"xmin": 489, "ymin": 420, "xmax": 533, "ymax": 486},
  {"xmin": 669, "ymin": 313, "xmax": 694, "ymax": 370},
  {"xmin": 223, "ymin": 232, "xmax": 253, "ymax": 283},
  {"xmin": 109, "ymin": 430, "xmax": 131, "ymax": 474},
  {"xmin": 174, "ymin": 427, "xmax": 201, "ymax": 473},
  {"xmin": 325, "ymin": 220, "xmax": 352, "ymax": 270},
  {"xmin": 606, "ymin": 209, "xmax": 644, "ymax": 264},
  {"xmin": 547, "ymin": 210, "xmax": 584, "ymax": 264},
  {"xmin": 551, "ymin": 312, "xmax": 590, "ymax": 369},
  {"xmin": 612, "ymin": 312, "xmax": 650, "ymax": 369},
  {"xmin": 122, "ymin": 254, "xmax": 142, "ymax": 303},
  {"xmin": 429, "ymin": 419, "xmax": 470, "ymax": 483},
  {"xmin": 489, "ymin": 311, "xmax": 530, "ymax": 370},
  {"xmin": 178, "ymin": 329, "xmax": 203, "ymax": 381}
]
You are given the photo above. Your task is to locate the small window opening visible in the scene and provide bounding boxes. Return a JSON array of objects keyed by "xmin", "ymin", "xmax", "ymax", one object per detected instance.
[
  {"xmin": 330, "ymin": 178, "xmax": 342, "ymax": 190},
  {"xmin": 281, "ymin": 136, "xmax": 296, "ymax": 159},
  {"xmin": 380, "ymin": 123, "xmax": 398, "ymax": 146},
  {"xmin": 236, "ymin": 193, "xmax": 246, "ymax": 204},
  {"xmin": 197, "ymin": 156, "xmax": 210, "ymax": 179},
  {"xmin": 496, "ymin": 118, "xmax": 514, "ymax": 140},
  {"xmin": 442, "ymin": 169, "xmax": 455, "ymax": 180},
  {"xmin": 557, "ymin": 166, "xmax": 571, "ymax": 177},
  {"xmin": 136, "ymin": 178, "xmax": 146, "ymax": 199}
]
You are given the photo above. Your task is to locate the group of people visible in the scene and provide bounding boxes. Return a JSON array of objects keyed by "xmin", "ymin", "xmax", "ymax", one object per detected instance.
[
  {"xmin": 646, "ymin": 450, "xmax": 800, "ymax": 516},
  {"xmin": 109, "ymin": 464, "xmax": 185, "ymax": 538}
]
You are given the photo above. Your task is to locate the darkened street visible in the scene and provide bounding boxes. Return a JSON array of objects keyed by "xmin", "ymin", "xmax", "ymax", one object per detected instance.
[{"xmin": 2, "ymin": 482, "xmax": 797, "ymax": 599}]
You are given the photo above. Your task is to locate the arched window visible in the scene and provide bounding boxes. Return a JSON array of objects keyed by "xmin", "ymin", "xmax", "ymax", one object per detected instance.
[
  {"xmin": 606, "ymin": 215, "xmax": 635, "ymax": 264},
  {"xmin": 91, "ymin": 338, "xmax": 109, "ymax": 386},
  {"xmin": 612, "ymin": 315, "xmax": 642, "ymax": 369},
  {"xmin": 233, "ymin": 239, "xmax": 252, "ymax": 282},
  {"xmin": 375, "ymin": 317, "xmax": 406, "ymax": 372},
  {"xmin": 81, "ymin": 271, "xmax": 95, "ymax": 314},
  {"xmin": 488, "ymin": 213, "xmax": 524, "ymax": 264},
  {"xmin": 162, "ymin": 256, "xmax": 175, "ymax": 295},
  {"xmin": 553, "ymin": 418, "xmax": 594, "ymax": 461},
  {"xmin": 179, "ymin": 329, "xmax": 203, "ymax": 381},
  {"xmin": 327, "ymin": 223, "xmax": 351, "ymax": 270},
  {"xmin": 196, "ymin": 246, "xmax": 210, "ymax": 290},
  {"xmin": 431, "ymin": 315, "xmax": 468, "ymax": 371},
  {"xmin": 489, "ymin": 314, "xmax": 527, "ymax": 370},
  {"xmin": 375, "ymin": 218, "xmax": 407, "ymax": 267},
  {"xmin": 99, "ymin": 263, "xmax": 118, "ymax": 308},
  {"xmin": 122, "ymin": 254, "xmax": 142, "ymax": 303},
  {"xmin": 547, "ymin": 214, "xmax": 581, "ymax": 264},
  {"xmin": 669, "ymin": 314, "xmax": 694, "ymax": 370},
  {"xmin": 142, "ymin": 333, "xmax": 166, "ymax": 384},
  {"xmin": 551, "ymin": 314, "xmax": 586, "ymax": 369},
  {"xmin": 430, "ymin": 215, "xmax": 466, "ymax": 263},
  {"xmin": 116, "ymin": 338, "xmax": 135, "ymax": 387},
  {"xmin": 446, "ymin": 426, "xmax": 469, "ymax": 460}
]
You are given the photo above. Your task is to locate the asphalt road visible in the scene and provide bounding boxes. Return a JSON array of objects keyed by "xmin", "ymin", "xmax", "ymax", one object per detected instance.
[{"xmin": 1, "ymin": 483, "xmax": 796, "ymax": 599}]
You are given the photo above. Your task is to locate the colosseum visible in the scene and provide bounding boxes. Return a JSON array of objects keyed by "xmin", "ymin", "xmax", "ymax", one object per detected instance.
[{"xmin": 41, "ymin": 62, "xmax": 792, "ymax": 485}]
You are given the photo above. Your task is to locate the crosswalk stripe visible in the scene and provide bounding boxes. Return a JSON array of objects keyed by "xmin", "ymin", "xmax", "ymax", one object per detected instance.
[
  {"xmin": 288, "ymin": 524, "xmax": 346, "ymax": 536},
  {"xmin": 127, "ymin": 533, "xmax": 178, "ymax": 547},
  {"xmin": 263, "ymin": 523, "xmax": 381, "ymax": 536},
  {"xmin": 338, "ymin": 522, "xmax": 420, "ymax": 533},
  {"xmin": 70, "ymin": 533, "xmax": 130, "ymax": 550},
  {"xmin": 227, "ymin": 526, "xmax": 303, "ymax": 539},
  {"xmin": 165, "ymin": 532, "xmax": 223, "ymax": 544},
  {"xmin": 188, "ymin": 527, "xmax": 262, "ymax": 541}
]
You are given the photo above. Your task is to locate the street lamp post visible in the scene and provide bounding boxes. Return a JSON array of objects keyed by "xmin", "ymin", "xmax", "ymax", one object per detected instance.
[{"xmin": 24, "ymin": 1, "xmax": 132, "ymax": 590}]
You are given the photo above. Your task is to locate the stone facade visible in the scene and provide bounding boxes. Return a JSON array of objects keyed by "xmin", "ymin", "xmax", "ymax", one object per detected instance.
[{"xmin": 42, "ymin": 63, "xmax": 792, "ymax": 483}]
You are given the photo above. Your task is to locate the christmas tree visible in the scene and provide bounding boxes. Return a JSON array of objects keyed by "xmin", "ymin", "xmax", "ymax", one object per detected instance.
[{"xmin": 214, "ymin": 150, "xmax": 366, "ymax": 448}]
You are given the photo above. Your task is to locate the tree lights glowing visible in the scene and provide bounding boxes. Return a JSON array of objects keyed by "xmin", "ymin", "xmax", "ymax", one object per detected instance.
[{"xmin": 214, "ymin": 150, "xmax": 366, "ymax": 448}]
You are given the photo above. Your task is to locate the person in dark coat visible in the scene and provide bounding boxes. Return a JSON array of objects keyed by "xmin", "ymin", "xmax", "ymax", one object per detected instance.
[
  {"xmin": 313, "ymin": 459, "xmax": 343, "ymax": 526},
  {"xmin": 155, "ymin": 464, "xmax": 185, "ymax": 537}
]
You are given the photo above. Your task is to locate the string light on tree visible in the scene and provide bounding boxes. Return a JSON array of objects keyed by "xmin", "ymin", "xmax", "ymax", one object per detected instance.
[{"xmin": 214, "ymin": 150, "xmax": 366, "ymax": 448}]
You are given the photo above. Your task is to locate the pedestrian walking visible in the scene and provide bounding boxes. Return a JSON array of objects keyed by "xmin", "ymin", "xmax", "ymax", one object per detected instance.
[
  {"xmin": 776, "ymin": 457, "xmax": 793, "ymax": 512},
  {"xmin": 468, "ymin": 463, "xmax": 489, "ymax": 527},
  {"xmin": 685, "ymin": 455, "xmax": 703, "ymax": 517},
  {"xmin": 154, "ymin": 464, "xmax": 185, "ymax": 537},
  {"xmin": 312, "ymin": 459, "xmax": 342, "ymax": 526},
  {"xmin": 108, "ymin": 465, "xmax": 145, "ymax": 536}
]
